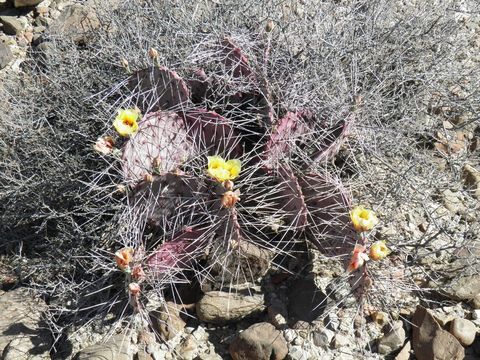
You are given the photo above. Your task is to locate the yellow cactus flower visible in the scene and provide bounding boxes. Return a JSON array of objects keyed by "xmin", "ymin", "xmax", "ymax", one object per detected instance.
[
  {"xmin": 350, "ymin": 206, "xmax": 379, "ymax": 232},
  {"xmin": 113, "ymin": 108, "xmax": 140, "ymax": 136},
  {"xmin": 369, "ymin": 241, "xmax": 390, "ymax": 261},
  {"xmin": 207, "ymin": 156, "xmax": 241, "ymax": 182}
]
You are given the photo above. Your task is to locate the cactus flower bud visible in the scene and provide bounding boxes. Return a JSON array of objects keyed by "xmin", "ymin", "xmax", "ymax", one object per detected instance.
[
  {"xmin": 347, "ymin": 245, "xmax": 369, "ymax": 272},
  {"xmin": 94, "ymin": 136, "xmax": 115, "ymax": 155},
  {"xmin": 369, "ymin": 241, "xmax": 390, "ymax": 261},
  {"xmin": 266, "ymin": 20, "xmax": 275, "ymax": 32},
  {"xmin": 148, "ymin": 47, "xmax": 159, "ymax": 59},
  {"xmin": 115, "ymin": 247, "xmax": 134, "ymax": 272},
  {"xmin": 128, "ymin": 282, "xmax": 141, "ymax": 296},
  {"xmin": 221, "ymin": 190, "xmax": 241, "ymax": 208}
]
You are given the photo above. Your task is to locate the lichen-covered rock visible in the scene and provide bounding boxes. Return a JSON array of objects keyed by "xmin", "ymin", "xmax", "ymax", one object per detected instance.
[{"xmin": 196, "ymin": 291, "xmax": 264, "ymax": 323}]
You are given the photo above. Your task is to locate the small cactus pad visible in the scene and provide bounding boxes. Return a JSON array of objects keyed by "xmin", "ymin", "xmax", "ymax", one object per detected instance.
[
  {"xmin": 148, "ymin": 228, "xmax": 209, "ymax": 275},
  {"xmin": 182, "ymin": 109, "xmax": 243, "ymax": 157},
  {"xmin": 298, "ymin": 173, "xmax": 354, "ymax": 256},
  {"xmin": 222, "ymin": 38, "xmax": 254, "ymax": 79},
  {"xmin": 122, "ymin": 111, "xmax": 194, "ymax": 182},
  {"xmin": 128, "ymin": 66, "xmax": 190, "ymax": 112}
]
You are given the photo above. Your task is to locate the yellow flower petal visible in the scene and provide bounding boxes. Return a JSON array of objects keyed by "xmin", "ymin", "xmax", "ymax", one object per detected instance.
[
  {"xmin": 369, "ymin": 241, "xmax": 390, "ymax": 261},
  {"xmin": 113, "ymin": 108, "xmax": 140, "ymax": 136},
  {"xmin": 207, "ymin": 156, "xmax": 242, "ymax": 182},
  {"xmin": 350, "ymin": 206, "xmax": 379, "ymax": 232}
]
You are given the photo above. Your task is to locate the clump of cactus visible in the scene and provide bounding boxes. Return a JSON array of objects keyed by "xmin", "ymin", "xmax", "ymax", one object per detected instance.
[{"xmin": 109, "ymin": 37, "xmax": 359, "ymax": 307}]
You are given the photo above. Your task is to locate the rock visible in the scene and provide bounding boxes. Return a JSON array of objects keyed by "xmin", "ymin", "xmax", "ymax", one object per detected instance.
[
  {"xmin": 74, "ymin": 335, "xmax": 131, "ymax": 360},
  {"xmin": 14, "ymin": 0, "xmax": 43, "ymax": 7},
  {"xmin": 286, "ymin": 345, "xmax": 308, "ymax": 360},
  {"xmin": 441, "ymin": 189, "xmax": 466, "ymax": 214},
  {"xmin": 412, "ymin": 305, "xmax": 464, "ymax": 360},
  {"xmin": 0, "ymin": 288, "xmax": 50, "ymax": 358},
  {"xmin": 136, "ymin": 350, "xmax": 154, "ymax": 360},
  {"xmin": 150, "ymin": 302, "xmax": 186, "ymax": 340},
  {"xmin": 196, "ymin": 291, "xmax": 264, "ymax": 323},
  {"xmin": 0, "ymin": 41, "xmax": 13, "ymax": 69},
  {"xmin": 175, "ymin": 334, "xmax": 198, "ymax": 360},
  {"xmin": 2, "ymin": 337, "xmax": 50, "ymax": 360},
  {"xmin": 312, "ymin": 328, "xmax": 334, "ymax": 348},
  {"xmin": 333, "ymin": 334, "xmax": 350, "ymax": 349},
  {"xmin": 463, "ymin": 164, "xmax": 480, "ymax": 199},
  {"xmin": 0, "ymin": 15, "xmax": 27, "ymax": 35},
  {"xmin": 229, "ymin": 322, "xmax": 288, "ymax": 360},
  {"xmin": 49, "ymin": 4, "xmax": 100, "ymax": 44},
  {"xmin": 288, "ymin": 277, "xmax": 325, "ymax": 323},
  {"xmin": 395, "ymin": 341, "xmax": 411, "ymax": 360},
  {"xmin": 370, "ymin": 311, "xmax": 388, "ymax": 326},
  {"xmin": 444, "ymin": 275, "xmax": 480, "ymax": 301},
  {"xmin": 378, "ymin": 320, "xmax": 406, "ymax": 354},
  {"xmin": 449, "ymin": 318, "xmax": 477, "ymax": 346}
]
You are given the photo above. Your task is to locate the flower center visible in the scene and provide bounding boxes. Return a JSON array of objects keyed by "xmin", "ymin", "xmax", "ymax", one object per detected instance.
[{"xmin": 359, "ymin": 210, "xmax": 370, "ymax": 220}]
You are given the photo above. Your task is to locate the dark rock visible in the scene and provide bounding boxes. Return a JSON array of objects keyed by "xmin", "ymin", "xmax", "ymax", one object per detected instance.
[
  {"xmin": 14, "ymin": 0, "xmax": 43, "ymax": 7},
  {"xmin": 229, "ymin": 322, "xmax": 288, "ymax": 360},
  {"xmin": 0, "ymin": 15, "xmax": 25, "ymax": 35},
  {"xmin": 0, "ymin": 41, "xmax": 13, "ymax": 69},
  {"xmin": 288, "ymin": 277, "xmax": 326, "ymax": 323},
  {"xmin": 412, "ymin": 305, "xmax": 465, "ymax": 360}
]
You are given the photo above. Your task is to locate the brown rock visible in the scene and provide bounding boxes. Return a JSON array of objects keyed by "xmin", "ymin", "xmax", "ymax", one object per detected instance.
[
  {"xmin": 196, "ymin": 291, "xmax": 264, "ymax": 323},
  {"xmin": 412, "ymin": 305, "xmax": 465, "ymax": 360},
  {"xmin": 150, "ymin": 302, "xmax": 186, "ymax": 340},
  {"xmin": 74, "ymin": 334, "xmax": 131, "ymax": 360},
  {"xmin": 229, "ymin": 322, "xmax": 288, "ymax": 360},
  {"xmin": 50, "ymin": 4, "xmax": 100, "ymax": 45},
  {"xmin": 463, "ymin": 164, "xmax": 480, "ymax": 199},
  {"xmin": 14, "ymin": 0, "xmax": 43, "ymax": 7}
]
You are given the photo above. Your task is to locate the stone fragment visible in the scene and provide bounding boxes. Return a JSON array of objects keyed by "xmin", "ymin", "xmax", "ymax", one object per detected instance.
[
  {"xmin": 74, "ymin": 335, "xmax": 131, "ymax": 360},
  {"xmin": 412, "ymin": 305, "xmax": 464, "ymax": 360},
  {"xmin": 174, "ymin": 334, "xmax": 198, "ymax": 360},
  {"xmin": 49, "ymin": 4, "xmax": 100, "ymax": 44},
  {"xmin": 229, "ymin": 322, "xmax": 288, "ymax": 360},
  {"xmin": 444, "ymin": 274, "xmax": 480, "ymax": 301},
  {"xmin": 463, "ymin": 164, "xmax": 480, "ymax": 199},
  {"xmin": 0, "ymin": 288, "xmax": 49, "ymax": 358},
  {"xmin": 196, "ymin": 291, "xmax": 264, "ymax": 323},
  {"xmin": 449, "ymin": 318, "xmax": 477, "ymax": 346},
  {"xmin": 150, "ymin": 302, "xmax": 186, "ymax": 340},
  {"xmin": 333, "ymin": 333, "xmax": 350, "ymax": 349},
  {"xmin": 378, "ymin": 320, "xmax": 406, "ymax": 354},
  {"xmin": 286, "ymin": 345, "xmax": 308, "ymax": 360},
  {"xmin": 395, "ymin": 341, "xmax": 411, "ymax": 360},
  {"xmin": 0, "ymin": 41, "xmax": 13, "ymax": 70},
  {"xmin": 14, "ymin": 0, "xmax": 43, "ymax": 7},
  {"xmin": 0, "ymin": 15, "xmax": 26, "ymax": 35},
  {"xmin": 441, "ymin": 189, "xmax": 466, "ymax": 214},
  {"xmin": 312, "ymin": 327, "xmax": 334, "ymax": 349}
]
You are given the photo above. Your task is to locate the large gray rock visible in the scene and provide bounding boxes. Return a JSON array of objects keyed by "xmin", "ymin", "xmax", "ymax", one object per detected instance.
[
  {"xmin": 412, "ymin": 305, "xmax": 465, "ymax": 360},
  {"xmin": 449, "ymin": 318, "xmax": 477, "ymax": 346},
  {"xmin": 49, "ymin": 4, "xmax": 100, "ymax": 44},
  {"xmin": 73, "ymin": 334, "xmax": 131, "ymax": 360},
  {"xmin": 0, "ymin": 288, "xmax": 50, "ymax": 358},
  {"xmin": 444, "ymin": 275, "xmax": 480, "ymax": 301},
  {"xmin": 378, "ymin": 320, "xmax": 406, "ymax": 354},
  {"xmin": 0, "ymin": 15, "xmax": 27, "ymax": 35},
  {"xmin": 0, "ymin": 41, "xmax": 13, "ymax": 70},
  {"xmin": 196, "ymin": 291, "xmax": 264, "ymax": 323},
  {"xmin": 229, "ymin": 322, "xmax": 288, "ymax": 360}
]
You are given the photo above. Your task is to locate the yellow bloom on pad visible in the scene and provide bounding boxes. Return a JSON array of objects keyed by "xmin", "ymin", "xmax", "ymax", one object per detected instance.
[
  {"xmin": 350, "ymin": 205, "xmax": 379, "ymax": 232},
  {"xmin": 207, "ymin": 156, "xmax": 241, "ymax": 182},
  {"xmin": 369, "ymin": 241, "xmax": 390, "ymax": 261},
  {"xmin": 113, "ymin": 108, "xmax": 140, "ymax": 136}
]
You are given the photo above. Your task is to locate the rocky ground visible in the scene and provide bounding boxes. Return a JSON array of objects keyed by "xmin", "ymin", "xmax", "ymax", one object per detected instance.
[{"xmin": 1, "ymin": 0, "xmax": 480, "ymax": 359}]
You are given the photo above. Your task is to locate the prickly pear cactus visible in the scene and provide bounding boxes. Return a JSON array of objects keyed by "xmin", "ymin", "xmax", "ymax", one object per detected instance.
[{"xmin": 117, "ymin": 37, "xmax": 355, "ymax": 294}]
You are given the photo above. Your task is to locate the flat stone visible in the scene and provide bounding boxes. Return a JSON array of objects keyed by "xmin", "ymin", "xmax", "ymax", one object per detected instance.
[
  {"xmin": 0, "ymin": 41, "xmax": 13, "ymax": 69},
  {"xmin": 0, "ymin": 15, "xmax": 26, "ymax": 35},
  {"xmin": 74, "ymin": 334, "xmax": 131, "ymax": 360},
  {"xmin": 0, "ymin": 288, "xmax": 49, "ymax": 358},
  {"xmin": 229, "ymin": 322, "xmax": 288, "ymax": 360},
  {"xmin": 444, "ymin": 275, "xmax": 480, "ymax": 301},
  {"xmin": 412, "ymin": 305, "xmax": 465, "ymax": 360},
  {"xmin": 196, "ymin": 291, "xmax": 264, "ymax": 323},
  {"xmin": 378, "ymin": 320, "xmax": 406, "ymax": 354},
  {"xmin": 395, "ymin": 341, "xmax": 411, "ymax": 360},
  {"xmin": 450, "ymin": 318, "xmax": 477, "ymax": 346},
  {"xmin": 441, "ymin": 189, "xmax": 466, "ymax": 214},
  {"xmin": 14, "ymin": 0, "xmax": 43, "ymax": 7}
]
